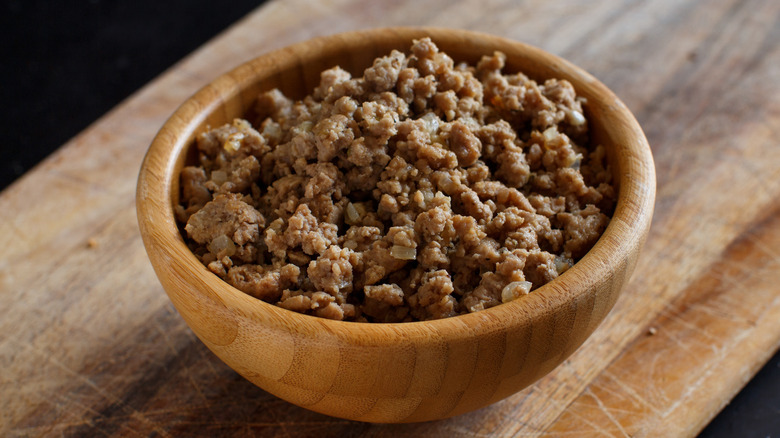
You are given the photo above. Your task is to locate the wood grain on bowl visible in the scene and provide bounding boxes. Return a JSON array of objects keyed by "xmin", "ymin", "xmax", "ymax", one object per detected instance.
[{"xmin": 136, "ymin": 28, "xmax": 655, "ymax": 422}]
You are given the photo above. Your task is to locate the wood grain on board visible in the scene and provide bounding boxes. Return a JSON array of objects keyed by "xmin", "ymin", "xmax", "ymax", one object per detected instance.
[{"xmin": 2, "ymin": 0, "xmax": 779, "ymax": 436}]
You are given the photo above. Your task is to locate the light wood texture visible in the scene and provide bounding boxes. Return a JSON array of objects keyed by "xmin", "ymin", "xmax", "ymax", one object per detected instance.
[
  {"xmin": 2, "ymin": 0, "xmax": 778, "ymax": 435},
  {"xmin": 136, "ymin": 28, "xmax": 655, "ymax": 423}
]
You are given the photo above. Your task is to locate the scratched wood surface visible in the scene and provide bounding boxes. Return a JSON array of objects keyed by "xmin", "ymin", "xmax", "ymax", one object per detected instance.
[{"xmin": 1, "ymin": 0, "xmax": 779, "ymax": 436}]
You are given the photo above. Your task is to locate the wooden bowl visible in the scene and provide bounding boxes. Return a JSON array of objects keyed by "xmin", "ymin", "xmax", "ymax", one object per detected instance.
[{"xmin": 136, "ymin": 27, "xmax": 655, "ymax": 423}]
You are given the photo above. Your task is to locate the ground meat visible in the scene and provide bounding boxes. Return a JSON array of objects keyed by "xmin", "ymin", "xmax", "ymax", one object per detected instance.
[
  {"xmin": 227, "ymin": 263, "xmax": 299, "ymax": 302},
  {"xmin": 307, "ymin": 245, "xmax": 354, "ymax": 302},
  {"xmin": 179, "ymin": 38, "xmax": 616, "ymax": 322},
  {"xmin": 184, "ymin": 193, "xmax": 265, "ymax": 268},
  {"xmin": 408, "ymin": 270, "xmax": 457, "ymax": 320}
]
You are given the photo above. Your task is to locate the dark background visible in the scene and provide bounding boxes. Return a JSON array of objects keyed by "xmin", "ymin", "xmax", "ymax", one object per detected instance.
[{"xmin": 1, "ymin": 1, "xmax": 778, "ymax": 436}]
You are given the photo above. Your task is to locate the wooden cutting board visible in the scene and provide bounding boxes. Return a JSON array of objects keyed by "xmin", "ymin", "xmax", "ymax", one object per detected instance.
[{"xmin": 2, "ymin": 0, "xmax": 779, "ymax": 436}]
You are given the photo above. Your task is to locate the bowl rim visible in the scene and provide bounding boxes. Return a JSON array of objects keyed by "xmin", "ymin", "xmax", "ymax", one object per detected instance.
[{"xmin": 136, "ymin": 26, "xmax": 655, "ymax": 345}]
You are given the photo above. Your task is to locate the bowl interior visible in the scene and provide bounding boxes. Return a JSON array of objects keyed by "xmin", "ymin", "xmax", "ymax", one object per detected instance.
[{"xmin": 146, "ymin": 26, "xmax": 655, "ymax": 337}]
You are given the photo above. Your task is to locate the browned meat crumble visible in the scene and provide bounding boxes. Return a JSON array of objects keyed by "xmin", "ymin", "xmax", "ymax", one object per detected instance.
[{"xmin": 176, "ymin": 38, "xmax": 615, "ymax": 322}]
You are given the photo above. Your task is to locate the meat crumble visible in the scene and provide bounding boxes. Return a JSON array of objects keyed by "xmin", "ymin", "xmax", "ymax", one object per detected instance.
[{"xmin": 176, "ymin": 38, "xmax": 615, "ymax": 322}]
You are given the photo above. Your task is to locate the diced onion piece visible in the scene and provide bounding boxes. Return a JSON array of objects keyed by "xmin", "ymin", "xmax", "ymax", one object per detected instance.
[
  {"xmin": 345, "ymin": 202, "xmax": 360, "ymax": 224},
  {"xmin": 390, "ymin": 245, "xmax": 417, "ymax": 260},
  {"xmin": 208, "ymin": 234, "xmax": 236, "ymax": 257},
  {"xmin": 421, "ymin": 112, "xmax": 445, "ymax": 144},
  {"xmin": 554, "ymin": 255, "xmax": 574, "ymax": 275},
  {"xmin": 542, "ymin": 126, "xmax": 558, "ymax": 143},
  {"xmin": 567, "ymin": 154, "xmax": 583, "ymax": 170},
  {"xmin": 233, "ymin": 119, "xmax": 252, "ymax": 130},
  {"xmin": 567, "ymin": 109, "xmax": 586, "ymax": 126},
  {"xmin": 501, "ymin": 280, "xmax": 532, "ymax": 303},
  {"xmin": 262, "ymin": 122, "xmax": 282, "ymax": 142},
  {"xmin": 211, "ymin": 170, "xmax": 228, "ymax": 185},
  {"xmin": 469, "ymin": 302, "xmax": 486, "ymax": 312},
  {"xmin": 223, "ymin": 132, "xmax": 244, "ymax": 152},
  {"xmin": 298, "ymin": 121, "xmax": 313, "ymax": 132},
  {"xmin": 420, "ymin": 112, "xmax": 440, "ymax": 135}
]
